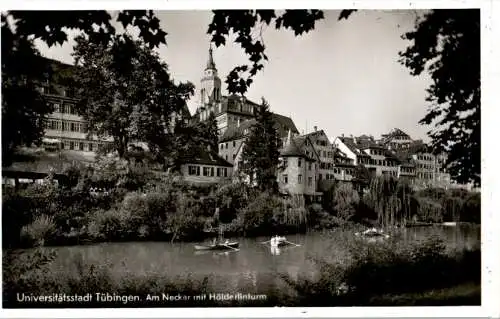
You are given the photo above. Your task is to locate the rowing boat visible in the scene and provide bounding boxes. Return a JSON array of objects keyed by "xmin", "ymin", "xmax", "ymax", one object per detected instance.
[
  {"xmin": 354, "ymin": 228, "xmax": 390, "ymax": 238},
  {"xmin": 267, "ymin": 241, "xmax": 293, "ymax": 247},
  {"xmin": 193, "ymin": 242, "xmax": 239, "ymax": 251}
]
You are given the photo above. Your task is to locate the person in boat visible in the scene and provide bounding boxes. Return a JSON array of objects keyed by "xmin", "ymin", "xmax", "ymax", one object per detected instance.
[{"xmin": 271, "ymin": 235, "xmax": 286, "ymax": 246}]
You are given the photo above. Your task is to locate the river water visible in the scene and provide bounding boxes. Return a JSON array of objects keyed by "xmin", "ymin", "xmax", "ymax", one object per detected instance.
[{"xmin": 40, "ymin": 224, "xmax": 480, "ymax": 298}]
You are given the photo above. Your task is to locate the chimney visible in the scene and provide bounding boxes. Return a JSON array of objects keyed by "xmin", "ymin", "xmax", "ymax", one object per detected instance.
[
  {"xmin": 342, "ymin": 133, "xmax": 344, "ymax": 137},
  {"xmin": 287, "ymin": 129, "xmax": 292, "ymax": 145},
  {"xmin": 314, "ymin": 126, "xmax": 317, "ymax": 132},
  {"xmin": 353, "ymin": 137, "xmax": 357, "ymax": 144}
]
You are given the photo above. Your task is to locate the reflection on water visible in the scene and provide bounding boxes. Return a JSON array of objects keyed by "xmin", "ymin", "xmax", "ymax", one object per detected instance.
[
  {"xmin": 42, "ymin": 224, "xmax": 480, "ymax": 294},
  {"xmin": 270, "ymin": 246, "xmax": 281, "ymax": 255}
]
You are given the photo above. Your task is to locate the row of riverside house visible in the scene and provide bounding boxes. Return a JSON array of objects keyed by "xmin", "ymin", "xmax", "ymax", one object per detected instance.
[{"xmin": 4, "ymin": 48, "xmax": 467, "ymax": 195}]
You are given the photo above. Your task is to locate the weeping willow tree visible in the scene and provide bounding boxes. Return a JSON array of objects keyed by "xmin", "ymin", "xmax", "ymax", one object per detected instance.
[
  {"xmin": 442, "ymin": 194, "xmax": 464, "ymax": 222},
  {"xmin": 363, "ymin": 175, "xmax": 416, "ymax": 228},
  {"xmin": 279, "ymin": 194, "xmax": 309, "ymax": 227},
  {"xmin": 333, "ymin": 183, "xmax": 360, "ymax": 221},
  {"xmin": 395, "ymin": 180, "xmax": 416, "ymax": 227},
  {"xmin": 363, "ymin": 176, "xmax": 396, "ymax": 228}
]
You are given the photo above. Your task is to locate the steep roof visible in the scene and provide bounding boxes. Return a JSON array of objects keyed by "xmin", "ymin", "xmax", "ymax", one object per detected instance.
[
  {"xmin": 303, "ymin": 129, "xmax": 331, "ymax": 145},
  {"xmin": 383, "ymin": 128, "xmax": 411, "ymax": 138},
  {"xmin": 338, "ymin": 137, "xmax": 370, "ymax": 157},
  {"xmin": 206, "ymin": 47, "xmax": 216, "ymax": 70},
  {"xmin": 179, "ymin": 147, "xmax": 233, "ymax": 167},
  {"xmin": 219, "ymin": 112, "xmax": 299, "ymax": 142},
  {"xmin": 280, "ymin": 135, "xmax": 318, "ymax": 161}
]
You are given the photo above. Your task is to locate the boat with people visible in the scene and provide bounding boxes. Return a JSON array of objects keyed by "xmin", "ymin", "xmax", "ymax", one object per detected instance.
[
  {"xmin": 262, "ymin": 235, "xmax": 301, "ymax": 248},
  {"xmin": 354, "ymin": 227, "xmax": 390, "ymax": 238},
  {"xmin": 270, "ymin": 235, "xmax": 289, "ymax": 247},
  {"xmin": 193, "ymin": 240, "xmax": 240, "ymax": 251},
  {"xmin": 194, "ymin": 207, "xmax": 239, "ymax": 252}
]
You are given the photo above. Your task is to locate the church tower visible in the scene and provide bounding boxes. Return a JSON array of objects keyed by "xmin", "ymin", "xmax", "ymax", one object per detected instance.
[{"xmin": 200, "ymin": 46, "xmax": 221, "ymax": 106}]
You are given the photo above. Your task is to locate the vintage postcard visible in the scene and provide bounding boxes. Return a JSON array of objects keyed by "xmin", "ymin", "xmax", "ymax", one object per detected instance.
[{"xmin": 1, "ymin": 0, "xmax": 496, "ymax": 318}]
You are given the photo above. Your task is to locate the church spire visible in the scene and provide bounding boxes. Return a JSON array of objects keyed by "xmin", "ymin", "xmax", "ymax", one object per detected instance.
[{"xmin": 206, "ymin": 45, "xmax": 216, "ymax": 70}]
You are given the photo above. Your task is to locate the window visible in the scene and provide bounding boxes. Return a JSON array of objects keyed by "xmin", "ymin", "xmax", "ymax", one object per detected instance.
[
  {"xmin": 225, "ymin": 155, "xmax": 228, "ymax": 160},
  {"xmin": 298, "ymin": 174, "xmax": 302, "ymax": 183},
  {"xmin": 211, "ymin": 167, "xmax": 214, "ymax": 177},
  {"xmin": 64, "ymin": 88, "xmax": 74, "ymax": 98},
  {"xmin": 217, "ymin": 168, "xmax": 222, "ymax": 177},
  {"xmin": 220, "ymin": 144, "xmax": 224, "ymax": 150},
  {"xmin": 225, "ymin": 143, "xmax": 228, "ymax": 148},
  {"xmin": 308, "ymin": 162, "xmax": 312, "ymax": 170},
  {"xmin": 69, "ymin": 141, "xmax": 74, "ymax": 150},
  {"xmin": 47, "ymin": 120, "xmax": 55, "ymax": 130},
  {"xmin": 79, "ymin": 142, "xmax": 84, "ymax": 151},
  {"xmin": 224, "ymin": 168, "xmax": 228, "ymax": 177},
  {"xmin": 203, "ymin": 167, "xmax": 210, "ymax": 176},
  {"xmin": 319, "ymin": 174, "xmax": 322, "ymax": 180},
  {"xmin": 188, "ymin": 166, "xmax": 197, "ymax": 175},
  {"xmin": 308, "ymin": 177, "xmax": 313, "ymax": 187},
  {"xmin": 282, "ymin": 158, "xmax": 288, "ymax": 167},
  {"xmin": 71, "ymin": 122, "xmax": 76, "ymax": 132},
  {"xmin": 283, "ymin": 174, "xmax": 288, "ymax": 184},
  {"xmin": 298, "ymin": 158, "xmax": 302, "ymax": 167},
  {"xmin": 233, "ymin": 141, "xmax": 236, "ymax": 147},
  {"xmin": 89, "ymin": 143, "xmax": 93, "ymax": 152}
]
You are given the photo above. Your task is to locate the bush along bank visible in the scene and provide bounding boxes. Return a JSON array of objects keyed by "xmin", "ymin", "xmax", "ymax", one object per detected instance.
[
  {"xmin": 2, "ymin": 165, "xmax": 324, "ymax": 248},
  {"xmin": 279, "ymin": 233, "xmax": 481, "ymax": 306},
  {"xmin": 2, "ymin": 164, "xmax": 480, "ymax": 249}
]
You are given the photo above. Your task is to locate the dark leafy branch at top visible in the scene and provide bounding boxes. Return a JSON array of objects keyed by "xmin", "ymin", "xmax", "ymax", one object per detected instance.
[
  {"xmin": 1, "ymin": 10, "xmax": 170, "ymax": 165},
  {"xmin": 398, "ymin": 9, "xmax": 480, "ymax": 186},
  {"xmin": 7, "ymin": 10, "xmax": 168, "ymax": 49},
  {"xmin": 208, "ymin": 10, "xmax": 328, "ymax": 95}
]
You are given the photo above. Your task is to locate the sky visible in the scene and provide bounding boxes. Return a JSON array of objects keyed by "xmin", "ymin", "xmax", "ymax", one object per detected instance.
[{"xmin": 36, "ymin": 10, "xmax": 433, "ymax": 142}]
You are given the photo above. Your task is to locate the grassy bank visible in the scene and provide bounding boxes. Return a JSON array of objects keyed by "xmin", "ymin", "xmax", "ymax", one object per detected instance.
[
  {"xmin": 368, "ymin": 282, "xmax": 480, "ymax": 306},
  {"xmin": 277, "ymin": 232, "xmax": 480, "ymax": 306},
  {"xmin": 3, "ymin": 234, "xmax": 480, "ymax": 307}
]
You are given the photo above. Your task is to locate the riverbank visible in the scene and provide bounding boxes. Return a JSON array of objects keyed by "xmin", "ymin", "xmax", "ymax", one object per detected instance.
[
  {"xmin": 3, "ymin": 231, "xmax": 480, "ymax": 308},
  {"xmin": 2, "ymin": 167, "xmax": 481, "ymax": 249},
  {"xmin": 368, "ymin": 282, "xmax": 480, "ymax": 306}
]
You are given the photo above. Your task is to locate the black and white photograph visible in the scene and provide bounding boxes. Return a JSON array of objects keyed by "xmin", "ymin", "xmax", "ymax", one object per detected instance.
[{"xmin": 1, "ymin": 1, "xmax": 496, "ymax": 317}]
